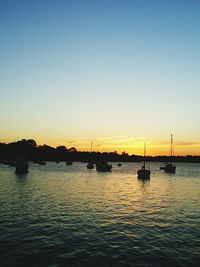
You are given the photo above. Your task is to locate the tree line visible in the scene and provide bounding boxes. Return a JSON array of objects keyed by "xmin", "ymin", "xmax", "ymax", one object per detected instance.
[{"xmin": 0, "ymin": 139, "xmax": 200, "ymax": 163}]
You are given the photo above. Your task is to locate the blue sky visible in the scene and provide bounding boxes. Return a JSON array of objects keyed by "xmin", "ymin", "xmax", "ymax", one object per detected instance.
[{"xmin": 0, "ymin": 0, "xmax": 200, "ymax": 154}]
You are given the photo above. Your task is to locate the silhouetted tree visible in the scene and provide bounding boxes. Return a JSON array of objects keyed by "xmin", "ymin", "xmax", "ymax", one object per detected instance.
[{"xmin": 0, "ymin": 139, "xmax": 200, "ymax": 163}]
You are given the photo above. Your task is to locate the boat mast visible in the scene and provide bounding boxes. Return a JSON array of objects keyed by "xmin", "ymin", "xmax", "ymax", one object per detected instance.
[
  {"xmin": 170, "ymin": 134, "xmax": 173, "ymax": 164},
  {"xmin": 90, "ymin": 141, "xmax": 92, "ymax": 153},
  {"xmin": 144, "ymin": 141, "xmax": 146, "ymax": 169}
]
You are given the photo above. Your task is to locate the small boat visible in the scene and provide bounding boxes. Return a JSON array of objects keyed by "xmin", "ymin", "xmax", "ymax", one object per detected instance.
[
  {"xmin": 163, "ymin": 163, "xmax": 176, "ymax": 173},
  {"xmin": 137, "ymin": 166, "xmax": 151, "ymax": 179},
  {"xmin": 87, "ymin": 141, "xmax": 94, "ymax": 169},
  {"xmin": 161, "ymin": 134, "xmax": 176, "ymax": 173},
  {"xmin": 137, "ymin": 141, "xmax": 151, "ymax": 179},
  {"xmin": 117, "ymin": 163, "xmax": 122, "ymax": 167},
  {"xmin": 15, "ymin": 159, "xmax": 29, "ymax": 174},
  {"xmin": 95, "ymin": 161, "xmax": 112, "ymax": 172},
  {"xmin": 38, "ymin": 161, "xmax": 46, "ymax": 165},
  {"xmin": 33, "ymin": 160, "xmax": 46, "ymax": 165},
  {"xmin": 87, "ymin": 163, "xmax": 94, "ymax": 169},
  {"xmin": 66, "ymin": 161, "xmax": 73, "ymax": 165}
]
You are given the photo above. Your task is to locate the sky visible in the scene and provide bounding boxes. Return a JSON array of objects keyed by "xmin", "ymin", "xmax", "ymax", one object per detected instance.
[{"xmin": 0, "ymin": 0, "xmax": 200, "ymax": 155}]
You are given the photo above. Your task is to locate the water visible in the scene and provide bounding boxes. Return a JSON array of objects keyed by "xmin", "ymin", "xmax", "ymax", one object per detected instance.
[{"xmin": 0, "ymin": 162, "xmax": 200, "ymax": 267}]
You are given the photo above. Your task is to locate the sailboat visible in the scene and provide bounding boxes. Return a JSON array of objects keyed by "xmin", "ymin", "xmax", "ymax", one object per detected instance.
[
  {"xmin": 95, "ymin": 161, "xmax": 112, "ymax": 172},
  {"xmin": 162, "ymin": 134, "xmax": 176, "ymax": 173},
  {"xmin": 87, "ymin": 141, "xmax": 94, "ymax": 169},
  {"xmin": 137, "ymin": 141, "xmax": 151, "ymax": 179}
]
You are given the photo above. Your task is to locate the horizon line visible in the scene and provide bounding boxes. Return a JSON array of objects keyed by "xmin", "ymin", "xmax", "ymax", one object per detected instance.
[{"xmin": 1, "ymin": 138, "xmax": 200, "ymax": 157}]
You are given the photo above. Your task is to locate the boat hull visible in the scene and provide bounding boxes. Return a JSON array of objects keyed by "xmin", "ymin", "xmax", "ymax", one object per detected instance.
[
  {"xmin": 15, "ymin": 159, "xmax": 29, "ymax": 174},
  {"xmin": 87, "ymin": 163, "xmax": 94, "ymax": 169},
  {"xmin": 137, "ymin": 169, "xmax": 151, "ymax": 179},
  {"xmin": 95, "ymin": 162, "xmax": 112, "ymax": 172},
  {"xmin": 66, "ymin": 162, "xmax": 73, "ymax": 165},
  {"xmin": 164, "ymin": 164, "xmax": 176, "ymax": 173}
]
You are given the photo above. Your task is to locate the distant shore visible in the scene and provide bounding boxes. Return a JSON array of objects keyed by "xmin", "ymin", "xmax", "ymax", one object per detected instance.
[{"xmin": 0, "ymin": 139, "xmax": 200, "ymax": 163}]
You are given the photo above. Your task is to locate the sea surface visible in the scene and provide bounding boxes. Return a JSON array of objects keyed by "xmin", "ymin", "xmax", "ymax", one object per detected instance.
[{"xmin": 0, "ymin": 162, "xmax": 200, "ymax": 267}]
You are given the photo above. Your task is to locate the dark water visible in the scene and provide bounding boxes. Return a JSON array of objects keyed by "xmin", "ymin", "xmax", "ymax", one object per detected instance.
[{"xmin": 0, "ymin": 162, "xmax": 200, "ymax": 267}]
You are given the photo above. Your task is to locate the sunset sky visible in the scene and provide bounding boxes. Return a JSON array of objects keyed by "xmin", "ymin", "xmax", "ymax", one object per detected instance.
[{"xmin": 0, "ymin": 0, "xmax": 200, "ymax": 155}]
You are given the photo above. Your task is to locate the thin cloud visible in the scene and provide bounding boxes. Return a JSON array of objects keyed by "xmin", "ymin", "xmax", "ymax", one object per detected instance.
[{"xmin": 175, "ymin": 141, "xmax": 200, "ymax": 147}]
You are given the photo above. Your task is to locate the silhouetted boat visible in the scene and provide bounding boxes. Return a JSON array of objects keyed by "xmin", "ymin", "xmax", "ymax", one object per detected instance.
[
  {"xmin": 66, "ymin": 161, "xmax": 73, "ymax": 165},
  {"xmin": 95, "ymin": 161, "xmax": 112, "ymax": 172},
  {"xmin": 161, "ymin": 134, "xmax": 176, "ymax": 173},
  {"xmin": 38, "ymin": 161, "xmax": 46, "ymax": 165},
  {"xmin": 163, "ymin": 163, "xmax": 176, "ymax": 173},
  {"xmin": 117, "ymin": 163, "xmax": 122, "ymax": 167},
  {"xmin": 15, "ymin": 159, "xmax": 28, "ymax": 174},
  {"xmin": 87, "ymin": 163, "xmax": 94, "ymax": 169},
  {"xmin": 33, "ymin": 160, "xmax": 46, "ymax": 165},
  {"xmin": 137, "ymin": 141, "xmax": 151, "ymax": 179},
  {"xmin": 87, "ymin": 141, "xmax": 94, "ymax": 169}
]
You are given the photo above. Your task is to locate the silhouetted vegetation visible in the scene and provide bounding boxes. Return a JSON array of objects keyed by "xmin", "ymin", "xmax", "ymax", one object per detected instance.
[{"xmin": 0, "ymin": 139, "xmax": 200, "ymax": 164}]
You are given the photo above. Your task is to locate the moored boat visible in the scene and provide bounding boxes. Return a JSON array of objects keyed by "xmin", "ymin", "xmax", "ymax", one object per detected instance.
[
  {"xmin": 95, "ymin": 161, "xmax": 112, "ymax": 172},
  {"xmin": 87, "ymin": 163, "xmax": 94, "ymax": 169},
  {"xmin": 163, "ymin": 163, "xmax": 176, "ymax": 173},
  {"xmin": 137, "ymin": 141, "xmax": 151, "ymax": 179},
  {"xmin": 87, "ymin": 141, "xmax": 94, "ymax": 169},
  {"xmin": 33, "ymin": 160, "xmax": 46, "ymax": 165},
  {"xmin": 137, "ymin": 167, "xmax": 151, "ymax": 179},
  {"xmin": 161, "ymin": 134, "xmax": 176, "ymax": 173},
  {"xmin": 15, "ymin": 159, "xmax": 29, "ymax": 174}
]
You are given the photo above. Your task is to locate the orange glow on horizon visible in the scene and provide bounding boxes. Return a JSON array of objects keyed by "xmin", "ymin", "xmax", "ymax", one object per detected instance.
[
  {"xmin": 27, "ymin": 138, "xmax": 200, "ymax": 156},
  {"xmin": 1, "ymin": 136, "xmax": 200, "ymax": 156}
]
